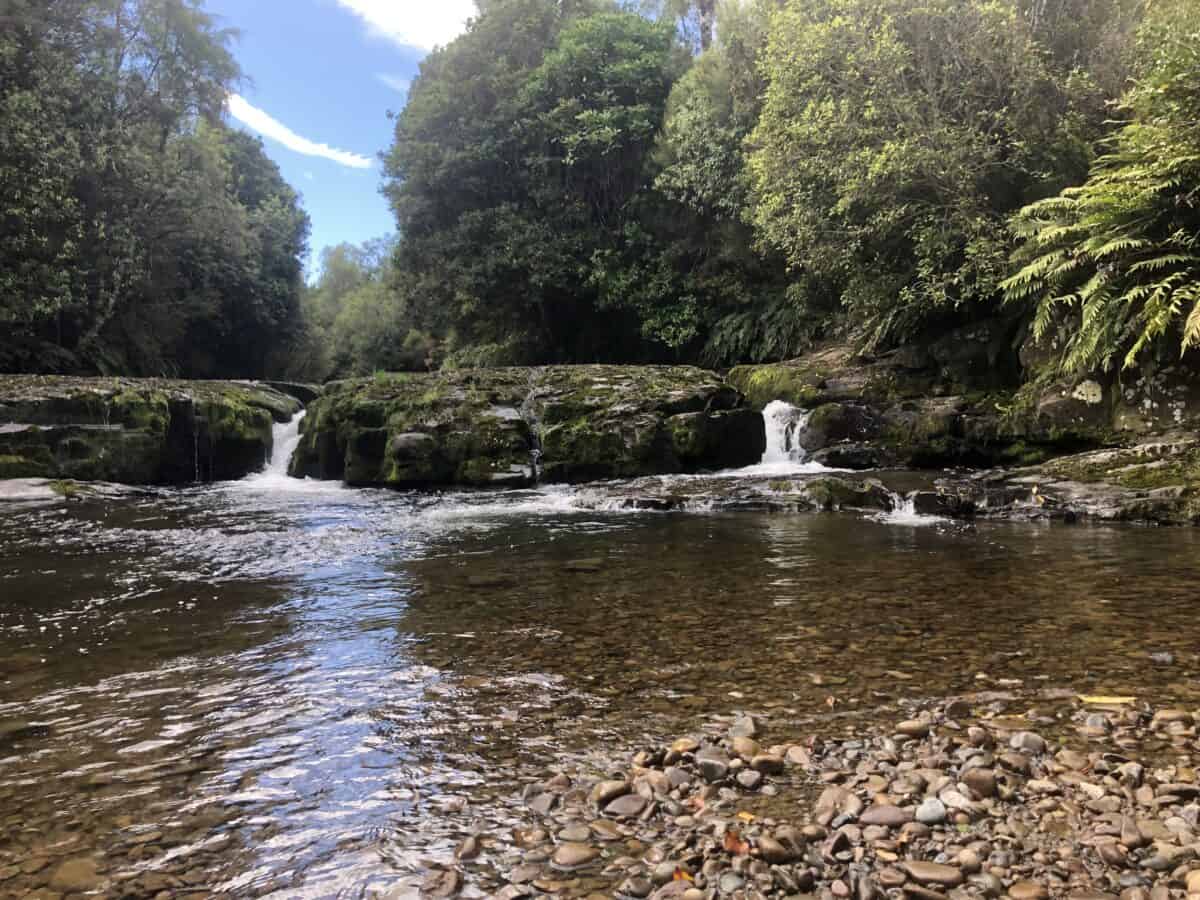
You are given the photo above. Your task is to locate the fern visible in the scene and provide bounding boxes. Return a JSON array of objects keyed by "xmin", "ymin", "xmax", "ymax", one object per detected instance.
[{"xmin": 1002, "ymin": 0, "xmax": 1200, "ymax": 375}]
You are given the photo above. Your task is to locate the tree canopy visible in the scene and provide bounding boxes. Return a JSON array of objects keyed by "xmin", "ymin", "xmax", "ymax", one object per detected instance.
[{"xmin": 0, "ymin": 0, "xmax": 309, "ymax": 377}]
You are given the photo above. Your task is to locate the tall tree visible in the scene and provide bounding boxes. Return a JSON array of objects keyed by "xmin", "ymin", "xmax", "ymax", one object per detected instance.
[{"xmin": 0, "ymin": 0, "xmax": 309, "ymax": 377}]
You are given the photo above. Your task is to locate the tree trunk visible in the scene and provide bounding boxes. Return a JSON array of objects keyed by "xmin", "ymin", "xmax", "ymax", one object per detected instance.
[{"xmin": 698, "ymin": 0, "xmax": 714, "ymax": 51}]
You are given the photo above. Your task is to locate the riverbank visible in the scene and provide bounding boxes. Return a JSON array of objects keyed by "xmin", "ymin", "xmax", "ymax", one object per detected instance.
[{"xmin": 472, "ymin": 700, "xmax": 1199, "ymax": 900}]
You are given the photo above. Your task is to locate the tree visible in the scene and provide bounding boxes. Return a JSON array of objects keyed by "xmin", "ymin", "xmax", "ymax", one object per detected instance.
[
  {"xmin": 1003, "ymin": 0, "xmax": 1200, "ymax": 374},
  {"xmin": 0, "ymin": 0, "xmax": 309, "ymax": 377},
  {"xmin": 383, "ymin": 0, "xmax": 682, "ymax": 365},
  {"xmin": 746, "ymin": 0, "xmax": 1104, "ymax": 350}
]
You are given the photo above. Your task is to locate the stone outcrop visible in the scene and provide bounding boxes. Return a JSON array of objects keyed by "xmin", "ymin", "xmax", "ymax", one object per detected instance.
[
  {"xmin": 729, "ymin": 330, "xmax": 1200, "ymax": 471},
  {"xmin": 0, "ymin": 376, "xmax": 300, "ymax": 483},
  {"xmin": 290, "ymin": 366, "xmax": 765, "ymax": 487}
]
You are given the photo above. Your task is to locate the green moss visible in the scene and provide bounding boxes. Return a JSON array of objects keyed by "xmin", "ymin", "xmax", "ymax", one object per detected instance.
[
  {"xmin": 48, "ymin": 479, "xmax": 84, "ymax": 498},
  {"xmin": 728, "ymin": 364, "xmax": 820, "ymax": 410},
  {"xmin": 108, "ymin": 389, "xmax": 170, "ymax": 433},
  {"xmin": 0, "ymin": 454, "xmax": 37, "ymax": 477},
  {"xmin": 1046, "ymin": 448, "xmax": 1200, "ymax": 490}
]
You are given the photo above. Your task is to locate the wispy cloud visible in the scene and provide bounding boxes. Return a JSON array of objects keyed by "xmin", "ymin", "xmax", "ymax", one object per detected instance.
[
  {"xmin": 377, "ymin": 73, "xmax": 411, "ymax": 94},
  {"xmin": 226, "ymin": 94, "xmax": 373, "ymax": 169},
  {"xmin": 335, "ymin": 0, "xmax": 474, "ymax": 51}
]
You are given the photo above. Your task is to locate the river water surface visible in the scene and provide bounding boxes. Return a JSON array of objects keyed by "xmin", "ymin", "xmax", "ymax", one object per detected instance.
[{"xmin": 3, "ymin": 428, "xmax": 1200, "ymax": 898}]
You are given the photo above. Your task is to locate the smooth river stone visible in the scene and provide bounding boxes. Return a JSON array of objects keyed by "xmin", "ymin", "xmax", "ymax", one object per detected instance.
[
  {"xmin": 552, "ymin": 842, "xmax": 600, "ymax": 869},
  {"xmin": 731, "ymin": 736, "xmax": 761, "ymax": 760},
  {"xmin": 897, "ymin": 720, "xmax": 931, "ymax": 738},
  {"xmin": 1007, "ymin": 881, "xmax": 1049, "ymax": 900},
  {"xmin": 590, "ymin": 779, "xmax": 629, "ymax": 806},
  {"xmin": 695, "ymin": 748, "xmax": 730, "ymax": 783},
  {"xmin": 605, "ymin": 794, "xmax": 648, "ymax": 818},
  {"xmin": 860, "ymin": 804, "xmax": 914, "ymax": 828},
  {"xmin": 916, "ymin": 798, "xmax": 947, "ymax": 825},
  {"xmin": 902, "ymin": 861, "xmax": 963, "ymax": 887}
]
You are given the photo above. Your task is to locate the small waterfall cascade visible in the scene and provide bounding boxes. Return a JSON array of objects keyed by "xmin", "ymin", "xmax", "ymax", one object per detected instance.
[
  {"xmin": 263, "ymin": 411, "xmax": 306, "ymax": 477},
  {"xmin": 761, "ymin": 400, "xmax": 812, "ymax": 465},
  {"xmin": 878, "ymin": 488, "xmax": 941, "ymax": 525}
]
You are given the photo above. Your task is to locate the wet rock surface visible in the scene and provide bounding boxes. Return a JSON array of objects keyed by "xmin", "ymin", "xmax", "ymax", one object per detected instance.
[
  {"xmin": 290, "ymin": 365, "xmax": 765, "ymax": 487},
  {"xmin": 0, "ymin": 375, "xmax": 300, "ymax": 483}
]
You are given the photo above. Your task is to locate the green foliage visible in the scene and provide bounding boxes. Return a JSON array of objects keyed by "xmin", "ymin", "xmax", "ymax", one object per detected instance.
[
  {"xmin": 1003, "ymin": 0, "xmax": 1200, "ymax": 374},
  {"xmin": 0, "ymin": 0, "xmax": 309, "ymax": 377},
  {"xmin": 288, "ymin": 239, "xmax": 435, "ymax": 380},
  {"xmin": 384, "ymin": 0, "xmax": 684, "ymax": 364},
  {"xmin": 746, "ymin": 0, "xmax": 1102, "ymax": 350}
]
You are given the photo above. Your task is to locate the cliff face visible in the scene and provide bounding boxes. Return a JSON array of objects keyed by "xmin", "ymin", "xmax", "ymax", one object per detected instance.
[
  {"xmin": 290, "ymin": 366, "xmax": 766, "ymax": 487},
  {"xmin": 0, "ymin": 376, "xmax": 301, "ymax": 483}
]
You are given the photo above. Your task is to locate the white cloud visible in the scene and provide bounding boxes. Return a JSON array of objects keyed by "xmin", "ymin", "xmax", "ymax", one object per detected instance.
[
  {"xmin": 377, "ymin": 73, "xmax": 411, "ymax": 94},
  {"xmin": 226, "ymin": 94, "xmax": 373, "ymax": 169},
  {"xmin": 335, "ymin": 0, "xmax": 474, "ymax": 51}
]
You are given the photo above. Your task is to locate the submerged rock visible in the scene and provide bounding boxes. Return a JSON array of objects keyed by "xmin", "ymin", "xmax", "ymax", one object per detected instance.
[
  {"xmin": 290, "ymin": 365, "xmax": 765, "ymax": 488},
  {"xmin": 0, "ymin": 375, "xmax": 300, "ymax": 484}
]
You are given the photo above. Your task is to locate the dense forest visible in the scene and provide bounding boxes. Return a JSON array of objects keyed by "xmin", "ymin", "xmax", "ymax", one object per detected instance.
[
  {"xmin": 2, "ymin": 0, "xmax": 1197, "ymax": 384},
  {"xmin": 0, "ymin": 0, "xmax": 309, "ymax": 378}
]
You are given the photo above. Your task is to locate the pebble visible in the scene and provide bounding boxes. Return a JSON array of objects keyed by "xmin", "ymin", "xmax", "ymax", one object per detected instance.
[
  {"xmin": 902, "ymin": 861, "xmax": 963, "ymax": 887},
  {"xmin": 737, "ymin": 769, "xmax": 763, "ymax": 790},
  {"xmin": 860, "ymin": 804, "xmax": 913, "ymax": 827},
  {"xmin": 916, "ymin": 797, "xmax": 947, "ymax": 825},
  {"xmin": 695, "ymin": 748, "xmax": 730, "ymax": 783},
  {"xmin": 1010, "ymin": 732, "xmax": 1047, "ymax": 755},
  {"xmin": 897, "ymin": 720, "xmax": 931, "ymax": 738},
  {"xmin": 731, "ymin": 736, "xmax": 760, "ymax": 760},
  {"xmin": 420, "ymin": 868, "xmax": 462, "ymax": 898},
  {"xmin": 1007, "ymin": 881, "xmax": 1049, "ymax": 900},
  {"xmin": 47, "ymin": 858, "xmax": 100, "ymax": 894},
  {"xmin": 729, "ymin": 716, "xmax": 758, "ymax": 738},
  {"xmin": 552, "ymin": 843, "xmax": 600, "ymax": 869},
  {"xmin": 605, "ymin": 793, "xmax": 648, "ymax": 818}
]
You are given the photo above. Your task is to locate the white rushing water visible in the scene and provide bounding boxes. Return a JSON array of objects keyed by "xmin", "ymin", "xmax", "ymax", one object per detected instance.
[
  {"xmin": 234, "ymin": 411, "xmax": 339, "ymax": 494},
  {"xmin": 733, "ymin": 400, "xmax": 839, "ymax": 476},
  {"xmin": 876, "ymin": 489, "xmax": 943, "ymax": 526}
]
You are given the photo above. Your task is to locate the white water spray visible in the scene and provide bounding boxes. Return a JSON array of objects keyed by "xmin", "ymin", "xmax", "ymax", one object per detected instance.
[
  {"xmin": 877, "ymin": 489, "xmax": 942, "ymax": 526},
  {"xmin": 235, "ymin": 411, "xmax": 310, "ymax": 490},
  {"xmin": 730, "ymin": 400, "xmax": 837, "ymax": 475},
  {"xmin": 761, "ymin": 400, "xmax": 811, "ymax": 465},
  {"xmin": 265, "ymin": 411, "xmax": 305, "ymax": 477}
]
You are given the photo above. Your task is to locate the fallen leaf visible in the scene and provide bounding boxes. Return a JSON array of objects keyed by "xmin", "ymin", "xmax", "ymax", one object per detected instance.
[
  {"xmin": 672, "ymin": 867, "xmax": 693, "ymax": 882},
  {"xmin": 723, "ymin": 828, "xmax": 750, "ymax": 856},
  {"xmin": 1078, "ymin": 695, "xmax": 1136, "ymax": 705},
  {"xmin": 736, "ymin": 811, "xmax": 756, "ymax": 823}
]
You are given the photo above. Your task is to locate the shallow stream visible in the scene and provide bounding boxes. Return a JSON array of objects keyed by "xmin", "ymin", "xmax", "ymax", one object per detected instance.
[{"xmin": 2, "ymin": 415, "xmax": 1199, "ymax": 898}]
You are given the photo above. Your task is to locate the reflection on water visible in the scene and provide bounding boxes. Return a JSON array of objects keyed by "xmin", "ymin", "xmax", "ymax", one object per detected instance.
[{"xmin": 2, "ymin": 479, "xmax": 1200, "ymax": 897}]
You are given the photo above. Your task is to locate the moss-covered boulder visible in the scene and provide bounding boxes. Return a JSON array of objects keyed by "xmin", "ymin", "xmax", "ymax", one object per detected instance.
[
  {"xmin": 291, "ymin": 366, "xmax": 765, "ymax": 488},
  {"xmin": 0, "ymin": 376, "xmax": 300, "ymax": 484}
]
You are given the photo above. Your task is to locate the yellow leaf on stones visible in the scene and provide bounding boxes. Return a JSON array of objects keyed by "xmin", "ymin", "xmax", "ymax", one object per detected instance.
[
  {"xmin": 672, "ymin": 868, "xmax": 693, "ymax": 882},
  {"xmin": 736, "ymin": 812, "xmax": 756, "ymax": 823},
  {"xmin": 1078, "ymin": 695, "xmax": 1136, "ymax": 705}
]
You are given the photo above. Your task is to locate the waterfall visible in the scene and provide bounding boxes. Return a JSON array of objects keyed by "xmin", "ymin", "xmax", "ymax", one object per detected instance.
[
  {"xmin": 877, "ymin": 488, "xmax": 940, "ymax": 525},
  {"xmin": 760, "ymin": 400, "xmax": 812, "ymax": 465},
  {"xmin": 264, "ymin": 411, "xmax": 305, "ymax": 477}
]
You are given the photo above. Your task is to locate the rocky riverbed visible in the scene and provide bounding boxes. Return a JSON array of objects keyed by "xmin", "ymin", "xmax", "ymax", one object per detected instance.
[{"xmin": 438, "ymin": 702, "xmax": 1200, "ymax": 900}]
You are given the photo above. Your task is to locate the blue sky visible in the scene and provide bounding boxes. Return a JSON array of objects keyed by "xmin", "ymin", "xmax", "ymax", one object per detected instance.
[{"xmin": 206, "ymin": 0, "xmax": 474, "ymax": 275}]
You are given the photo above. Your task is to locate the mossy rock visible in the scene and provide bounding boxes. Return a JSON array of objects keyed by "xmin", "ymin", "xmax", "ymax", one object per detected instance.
[
  {"xmin": 292, "ymin": 365, "xmax": 763, "ymax": 488},
  {"xmin": 0, "ymin": 376, "xmax": 300, "ymax": 483}
]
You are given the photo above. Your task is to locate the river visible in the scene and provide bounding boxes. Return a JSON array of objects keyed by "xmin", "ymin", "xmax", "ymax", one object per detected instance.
[{"xmin": 2, "ymin": 413, "xmax": 1199, "ymax": 897}]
